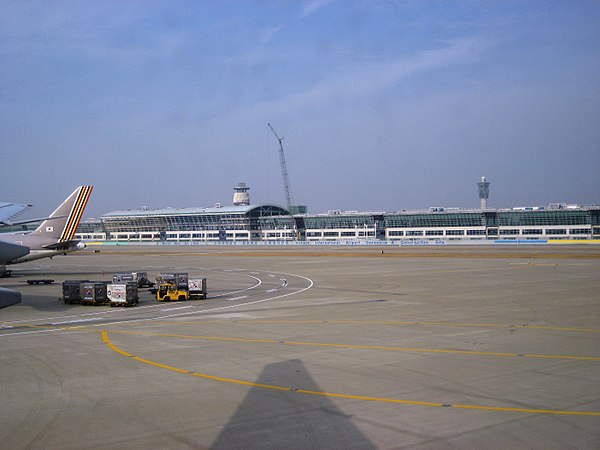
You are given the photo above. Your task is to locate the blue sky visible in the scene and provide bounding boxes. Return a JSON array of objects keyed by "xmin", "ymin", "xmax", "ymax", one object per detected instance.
[{"xmin": 1, "ymin": 1, "xmax": 599, "ymax": 218}]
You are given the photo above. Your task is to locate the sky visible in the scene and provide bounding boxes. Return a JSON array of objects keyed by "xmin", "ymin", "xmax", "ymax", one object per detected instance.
[{"xmin": 1, "ymin": 0, "xmax": 599, "ymax": 219}]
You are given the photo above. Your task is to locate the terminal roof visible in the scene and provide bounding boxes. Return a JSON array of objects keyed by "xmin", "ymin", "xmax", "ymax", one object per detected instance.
[{"xmin": 102, "ymin": 204, "xmax": 289, "ymax": 217}]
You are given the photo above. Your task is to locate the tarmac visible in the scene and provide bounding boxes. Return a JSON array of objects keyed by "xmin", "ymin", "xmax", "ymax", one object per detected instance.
[{"xmin": 1, "ymin": 244, "xmax": 599, "ymax": 449}]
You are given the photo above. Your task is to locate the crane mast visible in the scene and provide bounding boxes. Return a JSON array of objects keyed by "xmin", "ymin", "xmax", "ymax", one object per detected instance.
[{"xmin": 268, "ymin": 123, "xmax": 294, "ymax": 211}]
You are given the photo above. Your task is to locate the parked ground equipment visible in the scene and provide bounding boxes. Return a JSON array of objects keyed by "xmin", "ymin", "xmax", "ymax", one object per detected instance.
[
  {"xmin": 156, "ymin": 273, "xmax": 188, "ymax": 289},
  {"xmin": 155, "ymin": 273, "xmax": 189, "ymax": 301},
  {"xmin": 107, "ymin": 282, "xmax": 139, "ymax": 307},
  {"xmin": 80, "ymin": 282, "xmax": 108, "ymax": 306},
  {"xmin": 189, "ymin": 278, "xmax": 207, "ymax": 300},
  {"xmin": 27, "ymin": 279, "xmax": 54, "ymax": 285},
  {"xmin": 113, "ymin": 272, "xmax": 154, "ymax": 288},
  {"xmin": 62, "ymin": 280, "xmax": 86, "ymax": 304},
  {"xmin": 156, "ymin": 282, "xmax": 189, "ymax": 301}
]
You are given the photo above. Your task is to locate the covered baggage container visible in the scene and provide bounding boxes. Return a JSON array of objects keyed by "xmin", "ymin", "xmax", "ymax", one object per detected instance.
[
  {"xmin": 62, "ymin": 280, "xmax": 87, "ymax": 304},
  {"xmin": 189, "ymin": 278, "xmax": 207, "ymax": 300},
  {"xmin": 113, "ymin": 272, "xmax": 154, "ymax": 288},
  {"xmin": 80, "ymin": 282, "xmax": 108, "ymax": 306},
  {"xmin": 156, "ymin": 273, "xmax": 188, "ymax": 289},
  {"xmin": 108, "ymin": 282, "xmax": 139, "ymax": 307}
]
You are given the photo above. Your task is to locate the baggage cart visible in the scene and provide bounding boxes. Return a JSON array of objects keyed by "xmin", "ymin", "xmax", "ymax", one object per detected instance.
[
  {"xmin": 80, "ymin": 282, "xmax": 108, "ymax": 306},
  {"xmin": 107, "ymin": 282, "xmax": 139, "ymax": 307},
  {"xmin": 62, "ymin": 280, "xmax": 86, "ymax": 304},
  {"xmin": 189, "ymin": 278, "xmax": 207, "ymax": 300}
]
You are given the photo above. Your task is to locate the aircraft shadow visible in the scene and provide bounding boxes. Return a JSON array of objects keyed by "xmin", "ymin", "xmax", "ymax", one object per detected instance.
[{"xmin": 211, "ymin": 359, "xmax": 376, "ymax": 450}]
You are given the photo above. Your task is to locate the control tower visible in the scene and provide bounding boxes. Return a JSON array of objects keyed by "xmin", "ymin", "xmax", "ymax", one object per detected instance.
[
  {"xmin": 477, "ymin": 176, "xmax": 490, "ymax": 210},
  {"xmin": 233, "ymin": 182, "xmax": 250, "ymax": 206}
]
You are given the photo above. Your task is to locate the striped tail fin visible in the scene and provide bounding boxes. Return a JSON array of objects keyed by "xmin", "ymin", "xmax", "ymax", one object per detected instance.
[{"xmin": 32, "ymin": 186, "xmax": 93, "ymax": 241}]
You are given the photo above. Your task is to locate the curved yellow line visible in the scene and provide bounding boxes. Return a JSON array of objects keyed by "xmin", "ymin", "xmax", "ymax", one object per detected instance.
[
  {"xmin": 154, "ymin": 319, "xmax": 600, "ymax": 334},
  {"xmin": 100, "ymin": 331, "xmax": 600, "ymax": 416},
  {"xmin": 102, "ymin": 329, "xmax": 600, "ymax": 361}
]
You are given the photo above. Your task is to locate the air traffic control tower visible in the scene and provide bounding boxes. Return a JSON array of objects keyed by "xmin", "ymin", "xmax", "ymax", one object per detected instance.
[
  {"xmin": 478, "ymin": 176, "xmax": 490, "ymax": 210},
  {"xmin": 233, "ymin": 182, "xmax": 250, "ymax": 206}
]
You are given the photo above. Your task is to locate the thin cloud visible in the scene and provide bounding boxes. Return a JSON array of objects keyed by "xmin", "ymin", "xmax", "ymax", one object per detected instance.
[
  {"xmin": 260, "ymin": 24, "xmax": 284, "ymax": 44},
  {"xmin": 0, "ymin": 3, "xmax": 180, "ymax": 63},
  {"xmin": 246, "ymin": 37, "xmax": 492, "ymax": 116},
  {"xmin": 301, "ymin": 0, "xmax": 335, "ymax": 17}
]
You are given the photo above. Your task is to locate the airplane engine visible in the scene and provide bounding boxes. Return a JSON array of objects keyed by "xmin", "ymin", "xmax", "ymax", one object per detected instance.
[
  {"xmin": 76, "ymin": 242, "xmax": 86, "ymax": 250},
  {"xmin": 0, "ymin": 286, "xmax": 21, "ymax": 308}
]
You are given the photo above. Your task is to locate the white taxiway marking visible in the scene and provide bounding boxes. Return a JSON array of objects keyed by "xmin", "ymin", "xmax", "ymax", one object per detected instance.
[
  {"xmin": 160, "ymin": 305, "xmax": 194, "ymax": 312},
  {"xmin": 1, "ymin": 271, "xmax": 314, "ymax": 336},
  {"xmin": 51, "ymin": 317, "xmax": 103, "ymax": 325}
]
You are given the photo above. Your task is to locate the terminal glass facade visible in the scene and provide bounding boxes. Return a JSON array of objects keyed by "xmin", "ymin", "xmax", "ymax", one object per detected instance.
[
  {"xmin": 74, "ymin": 205, "xmax": 600, "ymax": 243},
  {"xmin": 100, "ymin": 205, "xmax": 288, "ymax": 241},
  {"xmin": 384, "ymin": 212, "xmax": 486, "ymax": 228},
  {"xmin": 304, "ymin": 214, "xmax": 375, "ymax": 229},
  {"xmin": 497, "ymin": 210, "xmax": 590, "ymax": 227}
]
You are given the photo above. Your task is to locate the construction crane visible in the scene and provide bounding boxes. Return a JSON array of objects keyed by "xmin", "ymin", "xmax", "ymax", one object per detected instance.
[{"xmin": 268, "ymin": 123, "xmax": 294, "ymax": 211}]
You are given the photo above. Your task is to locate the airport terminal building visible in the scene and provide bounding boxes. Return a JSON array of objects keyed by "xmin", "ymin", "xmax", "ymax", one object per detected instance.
[
  {"xmin": 75, "ymin": 183, "xmax": 600, "ymax": 244},
  {"xmin": 93, "ymin": 204, "xmax": 291, "ymax": 242}
]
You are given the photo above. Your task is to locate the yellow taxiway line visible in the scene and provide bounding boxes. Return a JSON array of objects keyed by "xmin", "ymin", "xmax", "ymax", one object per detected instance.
[
  {"xmin": 148, "ymin": 319, "xmax": 600, "ymax": 334},
  {"xmin": 101, "ymin": 331, "xmax": 600, "ymax": 416},
  {"xmin": 101, "ymin": 329, "xmax": 600, "ymax": 361}
]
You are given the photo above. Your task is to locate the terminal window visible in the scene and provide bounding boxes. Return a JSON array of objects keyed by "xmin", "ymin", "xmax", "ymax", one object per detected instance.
[
  {"xmin": 570, "ymin": 228, "xmax": 590, "ymax": 234},
  {"xmin": 522, "ymin": 229, "xmax": 543, "ymax": 235},
  {"xmin": 467, "ymin": 230, "xmax": 486, "ymax": 235}
]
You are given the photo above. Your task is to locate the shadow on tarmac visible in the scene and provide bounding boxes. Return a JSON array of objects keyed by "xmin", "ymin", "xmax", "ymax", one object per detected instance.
[{"xmin": 211, "ymin": 359, "xmax": 376, "ymax": 450}]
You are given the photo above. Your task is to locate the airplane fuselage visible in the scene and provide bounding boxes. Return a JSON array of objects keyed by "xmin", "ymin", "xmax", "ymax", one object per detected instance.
[
  {"xmin": 0, "ymin": 186, "xmax": 92, "ymax": 274},
  {"xmin": 0, "ymin": 233, "xmax": 85, "ymax": 265},
  {"xmin": 8, "ymin": 247, "xmax": 82, "ymax": 264}
]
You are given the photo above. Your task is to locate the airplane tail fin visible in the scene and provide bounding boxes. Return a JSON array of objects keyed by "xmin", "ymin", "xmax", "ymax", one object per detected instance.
[{"xmin": 32, "ymin": 186, "xmax": 93, "ymax": 242}]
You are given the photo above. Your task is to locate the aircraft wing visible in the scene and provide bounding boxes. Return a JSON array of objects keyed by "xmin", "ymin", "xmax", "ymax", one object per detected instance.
[
  {"xmin": 0, "ymin": 202, "xmax": 31, "ymax": 224},
  {"xmin": 0, "ymin": 214, "xmax": 68, "ymax": 227}
]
